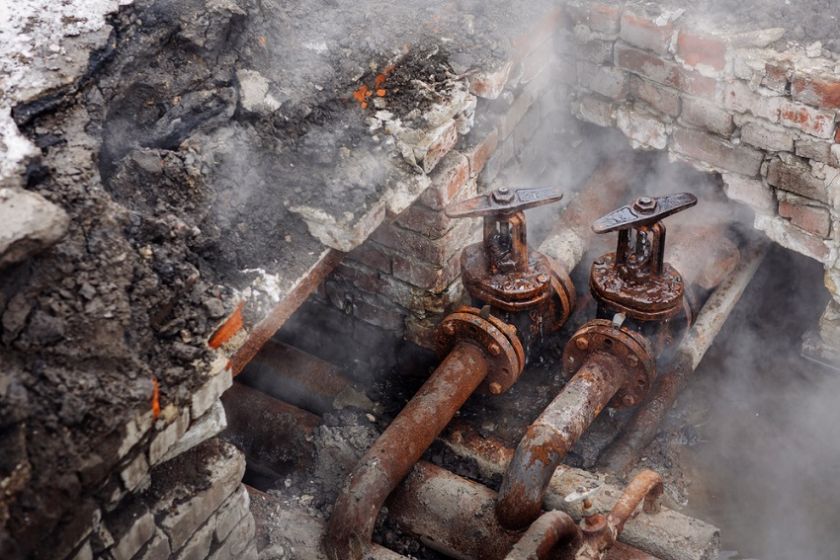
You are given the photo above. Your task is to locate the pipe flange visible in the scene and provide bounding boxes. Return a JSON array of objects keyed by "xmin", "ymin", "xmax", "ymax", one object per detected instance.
[
  {"xmin": 562, "ymin": 319, "xmax": 655, "ymax": 408},
  {"xmin": 435, "ymin": 306, "xmax": 525, "ymax": 395},
  {"xmin": 547, "ymin": 256, "xmax": 576, "ymax": 328}
]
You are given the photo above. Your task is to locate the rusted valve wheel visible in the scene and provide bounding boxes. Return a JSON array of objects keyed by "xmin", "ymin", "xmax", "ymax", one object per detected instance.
[
  {"xmin": 435, "ymin": 306, "xmax": 526, "ymax": 395},
  {"xmin": 563, "ymin": 319, "xmax": 655, "ymax": 408}
]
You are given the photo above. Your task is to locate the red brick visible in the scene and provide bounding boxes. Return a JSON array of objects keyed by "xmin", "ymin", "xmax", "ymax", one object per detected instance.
[
  {"xmin": 777, "ymin": 100, "xmax": 836, "ymax": 139},
  {"xmin": 421, "ymin": 120, "xmax": 459, "ymax": 173},
  {"xmin": 577, "ymin": 61, "xmax": 629, "ymax": 100},
  {"xmin": 620, "ymin": 12, "xmax": 674, "ymax": 54},
  {"xmin": 419, "ymin": 151, "xmax": 470, "ymax": 209},
  {"xmin": 762, "ymin": 62, "xmax": 792, "ymax": 94},
  {"xmin": 779, "ymin": 199, "xmax": 831, "ymax": 238},
  {"xmin": 722, "ymin": 80, "xmax": 781, "ymax": 122},
  {"xmin": 616, "ymin": 45, "xmax": 717, "ymax": 98},
  {"xmin": 630, "ymin": 75, "xmax": 680, "ymax": 116},
  {"xmin": 391, "ymin": 251, "xmax": 461, "ymax": 291},
  {"xmin": 792, "ymin": 74, "xmax": 840, "ymax": 110},
  {"xmin": 676, "ymin": 30, "xmax": 727, "ymax": 73},
  {"xmin": 347, "ymin": 242, "xmax": 391, "ymax": 273},
  {"xmin": 463, "ymin": 128, "xmax": 499, "ymax": 178},
  {"xmin": 766, "ymin": 159, "xmax": 828, "ymax": 203},
  {"xmin": 371, "ymin": 218, "xmax": 476, "ymax": 266},
  {"xmin": 671, "ymin": 127, "xmax": 764, "ymax": 176},
  {"xmin": 469, "ymin": 62, "xmax": 513, "ymax": 100},
  {"xmin": 395, "ymin": 201, "xmax": 455, "ymax": 240},
  {"xmin": 795, "ymin": 138, "xmax": 833, "ymax": 163},
  {"xmin": 588, "ymin": 2, "xmax": 622, "ymax": 34}
]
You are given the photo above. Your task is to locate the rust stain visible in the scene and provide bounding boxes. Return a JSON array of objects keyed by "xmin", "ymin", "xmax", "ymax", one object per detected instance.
[
  {"xmin": 151, "ymin": 376, "xmax": 160, "ymax": 420},
  {"xmin": 209, "ymin": 302, "xmax": 244, "ymax": 349}
]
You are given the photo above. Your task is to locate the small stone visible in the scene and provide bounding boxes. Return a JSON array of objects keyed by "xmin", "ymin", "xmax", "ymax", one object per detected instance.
[
  {"xmin": 0, "ymin": 188, "xmax": 69, "ymax": 270},
  {"xmin": 806, "ymin": 41, "xmax": 823, "ymax": 58}
]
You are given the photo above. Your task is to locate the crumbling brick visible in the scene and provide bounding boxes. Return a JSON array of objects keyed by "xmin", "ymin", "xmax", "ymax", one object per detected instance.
[
  {"xmin": 766, "ymin": 158, "xmax": 829, "ymax": 203},
  {"xmin": 588, "ymin": 2, "xmax": 623, "ymax": 35},
  {"xmin": 792, "ymin": 73, "xmax": 840, "ymax": 110},
  {"xmin": 462, "ymin": 128, "xmax": 499, "ymax": 178},
  {"xmin": 469, "ymin": 61, "xmax": 513, "ymax": 100},
  {"xmin": 795, "ymin": 138, "xmax": 833, "ymax": 163},
  {"xmin": 620, "ymin": 11, "xmax": 674, "ymax": 54},
  {"xmin": 575, "ymin": 95, "xmax": 615, "ymax": 127},
  {"xmin": 680, "ymin": 96, "xmax": 734, "ymax": 136},
  {"xmin": 615, "ymin": 45, "xmax": 717, "ymax": 98},
  {"xmin": 676, "ymin": 30, "xmax": 727, "ymax": 74},
  {"xmin": 616, "ymin": 105, "xmax": 668, "ymax": 149},
  {"xmin": 418, "ymin": 151, "xmax": 470, "ymax": 210},
  {"xmin": 577, "ymin": 61, "xmax": 629, "ymax": 100},
  {"xmin": 671, "ymin": 127, "xmax": 764, "ymax": 176},
  {"xmin": 630, "ymin": 75, "xmax": 680, "ymax": 117},
  {"xmin": 776, "ymin": 99, "xmax": 836, "ymax": 139},
  {"xmin": 721, "ymin": 173, "xmax": 775, "ymax": 213},
  {"xmin": 778, "ymin": 197, "xmax": 832, "ymax": 238},
  {"xmin": 739, "ymin": 118, "xmax": 795, "ymax": 152}
]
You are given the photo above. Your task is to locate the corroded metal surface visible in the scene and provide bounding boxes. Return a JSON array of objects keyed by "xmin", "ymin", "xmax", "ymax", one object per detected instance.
[
  {"xmin": 599, "ymin": 241, "xmax": 768, "ymax": 475},
  {"xmin": 325, "ymin": 342, "xmax": 489, "ymax": 560},
  {"xmin": 448, "ymin": 185, "xmax": 575, "ymax": 353},
  {"xmin": 504, "ymin": 510, "xmax": 580, "ymax": 560},
  {"xmin": 496, "ymin": 352, "xmax": 626, "ymax": 530},
  {"xmin": 576, "ymin": 471, "xmax": 663, "ymax": 560},
  {"xmin": 327, "ymin": 307, "xmax": 524, "ymax": 560},
  {"xmin": 590, "ymin": 194, "xmax": 697, "ymax": 324},
  {"xmin": 563, "ymin": 320, "xmax": 655, "ymax": 409}
]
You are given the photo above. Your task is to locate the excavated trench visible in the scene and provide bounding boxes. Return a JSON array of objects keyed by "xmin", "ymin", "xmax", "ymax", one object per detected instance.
[{"xmin": 3, "ymin": 1, "xmax": 840, "ymax": 559}]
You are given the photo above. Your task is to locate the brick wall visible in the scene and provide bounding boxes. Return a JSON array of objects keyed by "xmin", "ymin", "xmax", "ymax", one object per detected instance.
[
  {"xmin": 321, "ymin": 1, "xmax": 840, "ymax": 355},
  {"xmin": 60, "ymin": 359, "xmax": 256, "ymax": 560}
]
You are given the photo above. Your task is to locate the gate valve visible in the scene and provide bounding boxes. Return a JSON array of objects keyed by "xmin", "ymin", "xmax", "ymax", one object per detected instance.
[
  {"xmin": 590, "ymin": 193, "xmax": 697, "ymax": 326},
  {"xmin": 446, "ymin": 186, "xmax": 576, "ymax": 354}
]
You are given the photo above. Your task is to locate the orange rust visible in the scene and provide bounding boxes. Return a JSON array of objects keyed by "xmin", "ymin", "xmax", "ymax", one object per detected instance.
[
  {"xmin": 376, "ymin": 88, "xmax": 386, "ymax": 97},
  {"xmin": 151, "ymin": 376, "xmax": 160, "ymax": 420},
  {"xmin": 209, "ymin": 302, "xmax": 244, "ymax": 349}
]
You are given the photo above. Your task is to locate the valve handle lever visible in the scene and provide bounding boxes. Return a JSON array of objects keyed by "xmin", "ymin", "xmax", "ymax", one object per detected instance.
[
  {"xmin": 445, "ymin": 186, "xmax": 564, "ymax": 219},
  {"xmin": 592, "ymin": 192, "xmax": 697, "ymax": 234}
]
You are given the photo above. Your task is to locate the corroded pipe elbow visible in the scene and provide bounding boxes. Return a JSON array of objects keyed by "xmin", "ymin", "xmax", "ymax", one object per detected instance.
[
  {"xmin": 504, "ymin": 510, "xmax": 580, "ymax": 560},
  {"xmin": 496, "ymin": 353, "xmax": 625, "ymax": 530}
]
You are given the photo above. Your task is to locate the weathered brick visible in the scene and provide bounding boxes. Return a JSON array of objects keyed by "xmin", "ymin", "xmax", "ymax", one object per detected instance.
[
  {"xmin": 671, "ymin": 127, "xmax": 764, "ymax": 175},
  {"xmin": 420, "ymin": 120, "xmax": 459, "ymax": 173},
  {"xmin": 777, "ymin": 100, "xmax": 836, "ymax": 139},
  {"xmin": 795, "ymin": 138, "xmax": 833, "ymax": 163},
  {"xmin": 616, "ymin": 45, "xmax": 717, "ymax": 98},
  {"xmin": 681, "ymin": 96, "xmax": 734, "ymax": 135},
  {"xmin": 391, "ymin": 251, "xmax": 462, "ymax": 292},
  {"xmin": 511, "ymin": 7, "xmax": 563, "ymax": 61},
  {"xmin": 371, "ymin": 218, "xmax": 476, "ymax": 266},
  {"xmin": 620, "ymin": 11, "xmax": 673, "ymax": 54},
  {"xmin": 418, "ymin": 151, "xmax": 470, "ymax": 210},
  {"xmin": 766, "ymin": 158, "xmax": 828, "ymax": 203},
  {"xmin": 754, "ymin": 213, "xmax": 830, "ymax": 262},
  {"xmin": 469, "ymin": 61, "xmax": 513, "ymax": 100},
  {"xmin": 405, "ymin": 315, "xmax": 440, "ymax": 350},
  {"xmin": 721, "ymin": 173, "xmax": 775, "ymax": 213},
  {"xmin": 463, "ymin": 128, "xmax": 499, "ymax": 178},
  {"xmin": 108, "ymin": 502, "xmax": 155, "ymax": 560},
  {"xmin": 762, "ymin": 61, "xmax": 793, "ymax": 94},
  {"xmin": 616, "ymin": 105, "xmax": 668, "ymax": 149},
  {"xmin": 722, "ymin": 80, "xmax": 781, "ymax": 122},
  {"xmin": 575, "ymin": 95, "xmax": 615, "ymax": 127},
  {"xmin": 778, "ymin": 197, "xmax": 832, "ymax": 238},
  {"xmin": 630, "ymin": 75, "xmax": 680, "ymax": 116},
  {"xmin": 588, "ymin": 2, "xmax": 623, "ymax": 34},
  {"xmin": 739, "ymin": 118, "xmax": 795, "ymax": 152},
  {"xmin": 575, "ymin": 38, "xmax": 614, "ymax": 64},
  {"xmin": 347, "ymin": 241, "xmax": 391, "ymax": 273},
  {"xmin": 577, "ymin": 61, "xmax": 629, "ymax": 100},
  {"xmin": 676, "ymin": 30, "xmax": 727, "ymax": 74},
  {"xmin": 792, "ymin": 73, "xmax": 840, "ymax": 110},
  {"xmin": 325, "ymin": 282, "xmax": 405, "ymax": 331}
]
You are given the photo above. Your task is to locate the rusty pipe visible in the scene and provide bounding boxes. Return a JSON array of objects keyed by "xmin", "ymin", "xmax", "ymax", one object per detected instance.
[
  {"xmin": 387, "ymin": 461, "xmax": 661, "ymax": 560},
  {"xmin": 325, "ymin": 341, "xmax": 490, "ymax": 560},
  {"xmin": 576, "ymin": 470, "xmax": 663, "ymax": 560},
  {"xmin": 496, "ymin": 352, "xmax": 626, "ymax": 530},
  {"xmin": 504, "ymin": 510, "xmax": 580, "ymax": 560},
  {"xmin": 598, "ymin": 240, "xmax": 768, "ymax": 475}
]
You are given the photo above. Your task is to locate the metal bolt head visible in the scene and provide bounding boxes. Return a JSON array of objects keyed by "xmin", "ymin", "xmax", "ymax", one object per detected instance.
[
  {"xmin": 492, "ymin": 186, "xmax": 515, "ymax": 203},
  {"xmin": 575, "ymin": 337, "xmax": 589, "ymax": 351},
  {"xmin": 634, "ymin": 196, "xmax": 657, "ymax": 213},
  {"xmin": 488, "ymin": 342, "xmax": 502, "ymax": 356},
  {"xmin": 489, "ymin": 382, "xmax": 503, "ymax": 395}
]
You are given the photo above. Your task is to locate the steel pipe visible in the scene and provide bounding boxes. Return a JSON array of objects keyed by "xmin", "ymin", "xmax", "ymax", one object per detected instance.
[
  {"xmin": 504, "ymin": 510, "xmax": 580, "ymax": 560},
  {"xmin": 496, "ymin": 352, "xmax": 625, "ymax": 530},
  {"xmin": 598, "ymin": 241, "xmax": 768, "ymax": 475},
  {"xmin": 440, "ymin": 423, "xmax": 720, "ymax": 560},
  {"xmin": 325, "ymin": 342, "xmax": 491, "ymax": 560}
]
